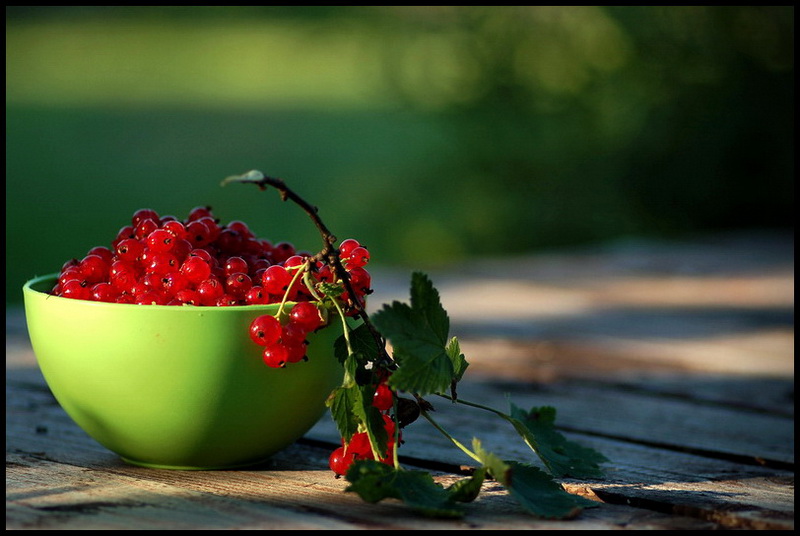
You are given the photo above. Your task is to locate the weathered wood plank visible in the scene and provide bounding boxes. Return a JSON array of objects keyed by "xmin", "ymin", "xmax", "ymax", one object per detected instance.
[
  {"xmin": 304, "ymin": 380, "xmax": 794, "ymax": 530},
  {"xmin": 451, "ymin": 379, "xmax": 794, "ymax": 466},
  {"xmin": 8, "ymin": 370, "xmax": 793, "ymax": 530}
]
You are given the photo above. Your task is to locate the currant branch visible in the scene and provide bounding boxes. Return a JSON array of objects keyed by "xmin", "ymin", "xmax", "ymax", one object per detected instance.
[
  {"xmin": 223, "ymin": 170, "xmax": 608, "ymax": 519},
  {"xmin": 222, "ymin": 170, "xmax": 391, "ymax": 367}
]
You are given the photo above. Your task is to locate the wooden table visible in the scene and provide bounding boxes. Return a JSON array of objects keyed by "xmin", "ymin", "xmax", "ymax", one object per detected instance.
[{"xmin": 7, "ymin": 232, "xmax": 794, "ymax": 530}]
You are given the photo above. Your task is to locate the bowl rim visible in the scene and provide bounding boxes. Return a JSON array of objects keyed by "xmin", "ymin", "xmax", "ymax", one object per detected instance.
[{"xmin": 23, "ymin": 273, "xmax": 306, "ymax": 313}]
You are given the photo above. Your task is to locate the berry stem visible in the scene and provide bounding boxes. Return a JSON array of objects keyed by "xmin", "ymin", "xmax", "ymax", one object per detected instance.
[
  {"xmin": 419, "ymin": 409, "xmax": 481, "ymax": 464},
  {"xmin": 275, "ymin": 259, "xmax": 310, "ymax": 318},
  {"xmin": 435, "ymin": 393, "xmax": 511, "ymax": 421}
]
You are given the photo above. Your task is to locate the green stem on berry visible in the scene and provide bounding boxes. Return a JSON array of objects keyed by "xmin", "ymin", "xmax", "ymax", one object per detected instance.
[
  {"xmin": 274, "ymin": 259, "xmax": 310, "ymax": 319},
  {"xmin": 420, "ymin": 409, "xmax": 481, "ymax": 464},
  {"xmin": 302, "ymin": 269, "xmax": 325, "ymax": 303}
]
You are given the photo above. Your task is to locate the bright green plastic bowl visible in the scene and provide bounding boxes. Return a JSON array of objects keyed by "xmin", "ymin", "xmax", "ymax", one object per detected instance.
[{"xmin": 23, "ymin": 274, "xmax": 345, "ymax": 470}]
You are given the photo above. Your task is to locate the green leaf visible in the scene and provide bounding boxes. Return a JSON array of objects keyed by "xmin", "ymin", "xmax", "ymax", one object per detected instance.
[
  {"xmin": 446, "ymin": 467, "xmax": 486, "ymax": 503},
  {"xmin": 333, "ymin": 324, "xmax": 377, "ymax": 367},
  {"xmin": 345, "ymin": 460, "xmax": 465, "ymax": 518},
  {"xmin": 409, "ymin": 271, "xmax": 449, "ymax": 340},
  {"xmin": 326, "ymin": 385, "xmax": 361, "ymax": 442},
  {"xmin": 317, "ymin": 281, "xmax": 345, "ymax": 298},
  {"xmin": 371, "ymin": 272, "xmax": 460, "ymax": 396},
  {"xmin": 326, "ymin": 381, "xmax": 388, "ymax": 455},
  {"xmin": 502, "ymin": 461, "xmax": 595, "ymax": 519},
  {"xmin": 445, "ymin": 336, "xmax": 468, "ymax": 383},
  {"xmin": 472, "ymin": 439, "xmax": 595, "ymax": 519},
  {"xmin": 507, "ymin": 405, "xmax": 608, "ymax": 479}
]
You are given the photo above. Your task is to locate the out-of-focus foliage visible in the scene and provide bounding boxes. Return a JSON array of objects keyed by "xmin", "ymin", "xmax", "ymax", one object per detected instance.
[
  {"xmin": 367, "ymin": 6, "xmax": 794, "ymax": 254},
  {"xmin": 6, "ymin": 6, "xmax": 793, "ymax": 303}
]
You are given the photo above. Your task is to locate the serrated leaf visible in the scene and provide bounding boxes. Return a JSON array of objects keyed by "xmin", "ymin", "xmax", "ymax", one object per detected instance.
[
  {"xmin": 334, "ymin": 324, "xmax": 378, "ymax": 367},
  {"xmin": 445, "ymin": 336, "xmax": 468, "ymax": 383},
  {"xmin": 501, "ymin": 461, "xmax": 596, "ymax": 519},
  {"xmin": 446, "ymin": 467, "xmax": 486, "ymax": 503},
  {"xmin": 358, "ymin": 391, "xmax": 389, "ymax": 456},
  {"xmin": 318, "ymin": 282, "xmax": 345, "ymax": 298},
  {"xmin": 345, "ymin": 460, "xmax": 465, "ymax": 518},
  {"xmin": 371, "ymin": 272, "xmax": 457, "ymax": 395},
  {"xmin": 508, "ymin": 404, "xmax": 608, "ymax": 479},
  {"xmin": 327, "ymin": 382, "xmax": 388, "ymax": 455},
  {"xmin": 409, "ymin": 271, "xmax": 449, "ymax": 341},
  {"xmin": 472, "ymin": 439, "xmax": 595, "ymax": 519},
  {"xmin": 326, "ymin": 386, "xmax": 361, "ymax": 441}
]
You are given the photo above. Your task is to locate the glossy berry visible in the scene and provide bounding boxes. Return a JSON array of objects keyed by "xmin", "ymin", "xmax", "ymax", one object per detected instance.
[
  {"xmin": 244, "ymin": 285, "xmax": 270, "ymax": 305},
  {"xmin": 135, "ymin": 218, "xmax": 159, "ymax": 240},
  {"xmin": 346, "ymin": 246, "xmax": 370, "ymax": 269},
  {"xmin": 131, "ymin": 208, "xmax": 160, "ymax": 227},
  {"xmin": 187, "ymin": 205, "xmax": 213, "ymax": 222},
  {"xmin": 78, "ymin": 254, "xmax": 110, "ymax": 283},
  {"xmin": 115, "ymin": 238, "xmax": 145, "ymax": 263},
  {"xmin": 284, "ymin": 339, "xmax": 308, "ymax": 363},
  {"xmin": 261, "ymin": 265, "xmax": 292, "ymax": 295},
  {"xmin": 225, "ymin": 272, "xmax": 252, "ymax": 297},
  {"xmin": 289, "ymin": 302, "xmax": 322, "ymax": 332},
  {"xmin": 328, "ymin": 446, "xmax": 356, "ymax": 476},
  {"xmin": 90, "ymin": 281, "xmax": 119, "ymax": 302},
  {"xmin": 270, "ymin": 241, "xmax": 296, "ymax": 264},
  {"xmin": 249, "ymin": 315, "xmax": 282, "ymax": 346},
  {"xmin": 146, "ymin": 228, "xmax": 176, "ymax": 252},
  {"xmin": 223, "ymin": 256, "xmax": 249, "ymax": 277},
  {"xmin": 339, "ymin": 238, "xmax": 360, "ymax": 259},
  {"xmin": 162, "ymin": 220, "xmax": 188, "ymax": 240},
  {"xmin": 180, "ymin": 256, "xmax": 212, "ymax": 284},
  {"xmin": 372, "ymin": 382, "xmax": 394, "ymax": 411},
  {"xmin": 262, "ymin": 343, "xmax": 289, "ymax": 368},
  {"xmin": 197, "ymin": 278, "xmax": 225, "ymax": 305}
]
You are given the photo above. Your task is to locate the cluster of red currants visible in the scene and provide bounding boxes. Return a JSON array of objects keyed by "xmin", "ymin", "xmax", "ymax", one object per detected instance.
[
  {"xmin": 328, "ymin": 373, "xmax": 399, "ymax": 476},
  {"xmin": 50, "ymin": 206, "xmax": 373, "ymax": 368}
]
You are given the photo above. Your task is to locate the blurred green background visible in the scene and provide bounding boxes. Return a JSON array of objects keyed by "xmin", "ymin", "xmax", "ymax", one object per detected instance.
[{"xmin": 6, "ymin": 6, "xmax": 794, "ymax": 305}]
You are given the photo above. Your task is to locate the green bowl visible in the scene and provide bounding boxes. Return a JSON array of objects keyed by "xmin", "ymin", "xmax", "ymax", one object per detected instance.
[{"xmin": 23, "ymin": 274, "xmax": 345, "ymax": 470}]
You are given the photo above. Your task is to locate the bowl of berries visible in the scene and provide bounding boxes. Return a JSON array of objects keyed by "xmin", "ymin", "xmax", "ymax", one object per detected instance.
[{"xmin": 23, "ymin": 205, "xmax": 372, "ymax": 470}]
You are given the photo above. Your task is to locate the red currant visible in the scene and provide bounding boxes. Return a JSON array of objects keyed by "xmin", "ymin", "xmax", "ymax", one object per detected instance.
[
  {"xmin": 180, "ymin": 256, "xmax": 212, "ymax": 284},
  {"xmin": 197, "ymin": 278, "xmax": 225, "ymax": 305},
  {"xmin": 226, "ymin": 220, "xmax": 254, "ymax": 240},
  {"xmin": 162, "ymin": 220, "xmax": 188, "ymax": 240},
  {"xmin": 186, "ymin": 219, "xmax": 213, "ymax": 247},
  {"xmin": 289, "ymin": 302, "xmax": 322, "ymax": 332},
  {"xmin": 261, "ymin": 265, "xmax": 292, "ymax": 295},
  {"xmin": 90, "ymin": 281, "xmax": 119, "ymax": 302},
  {"xmin": 146, "ymin": 228, "xmax": 176, "ymax": 252},
  {"xmin": 346, "ymin": 246, "xmax": 370, "ymax": 269},
  {"xmin": 339, "ymin": 238, "xmax": 360, "ymax": 259},
  {"xmin": 223, "ymin": 256, "xmax": 249, "ymax": 277},
  {"xmin": 262, "ymin": 343, "xmax": 289, "ymax": 368},
  {"xmin": 78, "ymin": 254, "xmax": 110, "ymax": 283},
  {"xmin": 132, "ymin": 208, "xmax": 159, "ymax": 227},
  {"xmin": 249, "ymin": 315, "xmax": 282, "ymax": 346},
  {"xmin": 134, "ymin": 218, "xmax": 159, "ymax": 240},
  {"xmin": 244, "ymin": 285, "xmax": 270, "ymax": 305},
  {"xmin": 328, "ymin": 446, "xmax": 356, "ymax": 476},
  {"xmin": 372, "ymin": 382, "xmax": 394, "ymax": 411},
  {"xmin": 225, "ymin": 272, "xmax": 252, "ymax": 297},
  {"xmin": 115, "ymin": 238, "xmax": 145, "ymax": 263},
  {"xmin": 270, "ymin": 242, "xmax": 296, "ymax": 264},
  {"xmin": 186, "ymin": 205, "xmax": 213, "ymax": 221}
]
